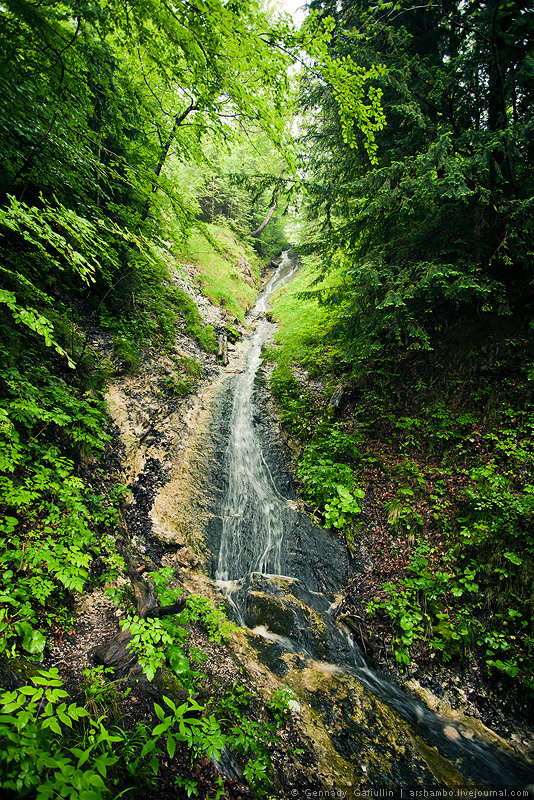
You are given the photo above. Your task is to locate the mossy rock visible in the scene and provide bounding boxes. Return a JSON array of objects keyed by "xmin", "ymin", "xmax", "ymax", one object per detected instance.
[
  {"xmin": 154, "ymin": 667, "xmax": 190, "ymax": 705},
  {"xmin": 245, "ymin": 591, "xmax": 331, "ymax": 661},
  {"xmin": 225, "ymin": 325, "xmax": 242, "ymax": 344},
  {"xmin": 0, "ymin": 655, "xmax": 48, "ymax": 690}
]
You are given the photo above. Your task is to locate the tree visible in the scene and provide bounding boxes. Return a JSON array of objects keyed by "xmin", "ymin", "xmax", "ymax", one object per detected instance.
[
  {"xmin": 0, "ymin": 0, "xmax": 299, "ymax": 676},
  {"xmin": 297, "ymin": 0, "xmax": 534, "ymax": 354}
]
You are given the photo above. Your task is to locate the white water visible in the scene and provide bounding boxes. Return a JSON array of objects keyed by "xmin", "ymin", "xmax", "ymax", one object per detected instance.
[{"xmin": 215, "ymin": 252, "xmax": 298, "ymax": 582}]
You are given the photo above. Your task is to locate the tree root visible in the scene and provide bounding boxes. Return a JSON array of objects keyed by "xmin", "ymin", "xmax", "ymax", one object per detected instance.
[{"xmin": 92, "ymin": 562, "xmax": 186, "ymax": 678}]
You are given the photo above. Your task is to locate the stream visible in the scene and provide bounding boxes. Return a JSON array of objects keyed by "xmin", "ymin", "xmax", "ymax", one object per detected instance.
[{"xmin": 206, "ymin": 252, "xmax": 534, "ymax": 793}]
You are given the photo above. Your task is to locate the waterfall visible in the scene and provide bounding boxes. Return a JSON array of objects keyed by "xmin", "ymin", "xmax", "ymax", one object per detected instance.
[
  {"xmin": 216, "ymin": 251, "xmax": 298, "ymax": 582},
  {"xmin": 211, "ymin": 251, "xmax": 534, "ymax": 790}
]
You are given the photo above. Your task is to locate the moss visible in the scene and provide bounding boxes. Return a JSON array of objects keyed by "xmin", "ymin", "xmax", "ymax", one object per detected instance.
[
  {"xmin": 246, "ymin": 592, "xmax": 296, "ymax": 638},
  {"xmin": 225, "ymin": 325, "xmax": 242, "ymax": 344},
  {"xmin": 154, "ymin": 667, "xmax": 190, "ymax": 705},
  {"xmin": 0, "ymin": 655, "xmax": 45, "ymax": 690}
]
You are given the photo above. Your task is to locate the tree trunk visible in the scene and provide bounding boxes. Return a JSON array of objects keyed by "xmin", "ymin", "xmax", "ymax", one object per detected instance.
[
  {"xmin": 249, "ymin": 170, "xmax": 284, "ymax": 238},
  {"xmin": 140, "ymin": 102, "xmax": 198, "ymax": 222},
  {"xmin": 217, "ymin": 333, "xmax": 228, "ymax": 366},
  {"xmin": 92, "ymin": 563, "xmax": 186, "ymax": 677}
]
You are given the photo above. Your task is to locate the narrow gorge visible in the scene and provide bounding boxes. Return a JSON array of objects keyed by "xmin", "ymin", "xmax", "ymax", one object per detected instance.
[
  {"xmin": 102, "ymin": 252, "xmax": 534, "ymax": 795},
  {"xmin": 2, "ymin": 1, "xmax": 534, "ymax": 796}
]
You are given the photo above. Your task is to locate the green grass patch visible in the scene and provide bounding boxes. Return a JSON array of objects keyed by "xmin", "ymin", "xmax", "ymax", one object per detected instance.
[
  {"xmin": 164, "ymin": 285, "xmax": 217, "ymax": 353},
  {"xmin": 269, "ymin": 255, "xmax": 346, "ymax": 375},
  {"xmin": 184, "ymin": 224, "xmax": 260, "ymax": 322},
  {"xmin": 163, "ymin": 356, "xmax": 204, "ymax": 397},
  {"xmin": 113, "ymin": 334, "xmax": 141, "ymax": 374}
]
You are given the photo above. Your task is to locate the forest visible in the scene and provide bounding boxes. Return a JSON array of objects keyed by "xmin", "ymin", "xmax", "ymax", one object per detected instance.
[{"xmin": 0, "ymin": 0, "xmax": 533, "ymax": 796}]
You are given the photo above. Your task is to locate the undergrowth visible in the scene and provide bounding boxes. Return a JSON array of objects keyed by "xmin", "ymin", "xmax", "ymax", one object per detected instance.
[
  {"xmin": 0, "ymin": 571, "xmax": 295, "ymax": 799},
  {"xmin": 0, "ymin": 176, "xmax": 271, "ymax": 796},
  {"xmin": 268, "ymin": 256, "xmax": 534, "ymax": 702}
]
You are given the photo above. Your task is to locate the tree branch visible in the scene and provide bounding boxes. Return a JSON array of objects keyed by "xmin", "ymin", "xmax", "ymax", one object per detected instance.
[{"xmin": 250, "ymin": 170, "xmax": 285, "ymax": 237}]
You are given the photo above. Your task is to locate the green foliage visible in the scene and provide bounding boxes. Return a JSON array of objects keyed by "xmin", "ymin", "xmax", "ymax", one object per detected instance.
[
  {"xmin": 270, "ymin": 365, "xmax": 318, "ymax": 438},
  {"xmin": 82, "ymin": 666, "xmax": 125, "ymax": 724},
  {"xmin": 0, "ymin": 669, "xmax": 118, "ymax": 800},
  {"xmin": 297, "ymin": 455, "xmax": 363, "ymax": 528},
  {"xmin": 0, "ymin": 668, "xmax": 233, "ymax": 798},
  {"xmin": 270, "ymin": 254, "xmax": 347, "ymax": 370},
  {"xmin": 270, "ymin": 232, "xmax": 534, "ymax": 688},
  {"xmin": 140, "ymin": 569, "xmax": 235, "ymax": 690},
  {"xmin": 384, "ymin": 489, "xmax": 423, "ymax": 534},
  {"xmin": 162, "ymin": 356, "xmax": 204, "ymax": 397},
  {"xmin": 121, "ymin": 616, "xmax": 175, "ymax": 682},
  {"xmin": 271, "ymin": 374, "xmax": 366, "ymax": 531},
  {"xmin": 302, "ymin": 9, "xmax": 387, "ymax": 162},
  {"xmin": 213, "ymin": 682, "xmax": 294, "ymax": 797},
  {"xmin": 121, "ymin": 592, "xmax": 227, "ymax": 686},
  {"xmin": 0, "ymin": 351, "xmax": 127, "ymax": 659},
  {"xmin": 164, "ymin": 286, "xmax": 217, "ymax": 353},
  {"xmin": 182, "ymin": 594, "xmax": 236, "ymax": 645},
  {"xmin": 184, "ymin": 224, "xmax": 260, "ymax": 322},
  {"xmin": 147, "ymin": 694, "xmax": 225, "ymax": 770},
  {"xmin": 297, "ymin": 0, "xmax": 534, "ymax": 359},
  {"xmin": 0, "ymin": 454, "xmax": 121, "ymax": 659},
  {"xmin": 323, "ymin": 484, "xmax": 364, "ymax": 530},
  {"xmin": 113, "ymin": 335, "xmax": 141, "ymax": 375}
]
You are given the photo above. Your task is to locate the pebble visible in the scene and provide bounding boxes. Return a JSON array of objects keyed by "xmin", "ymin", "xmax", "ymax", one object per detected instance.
[
  {"xmin": 459, "ymin": 727, "xmax": 474, "ymax": 739},
  {"xmin": 443, "ymin": 725, "xmax": 460, "ymax": 740},
  {"xmin": 288, "ymin": 699, "xmax": 301, "ymax": 714}
]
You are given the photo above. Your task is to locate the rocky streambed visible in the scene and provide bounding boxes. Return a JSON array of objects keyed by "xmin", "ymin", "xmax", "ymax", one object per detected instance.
[{"xmin": 99, "ymin": 252, "xmax": 534, "ymax": 796}]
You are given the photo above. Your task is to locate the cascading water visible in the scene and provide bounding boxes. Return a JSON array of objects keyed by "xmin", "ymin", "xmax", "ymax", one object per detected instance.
[
  {"xmin": 213, "ymin": 251, "xmax": 534, "ymax": 791},
  {"xmin": 216, "ymin": 252, "xmax": 298, "ymax": 583}
]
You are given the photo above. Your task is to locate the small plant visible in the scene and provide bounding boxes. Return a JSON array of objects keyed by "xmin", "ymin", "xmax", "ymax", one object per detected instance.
[
  {"xmin": 0, "ymin": 669, "xmax": 120, "ymax": 799},
  {"xmin": 120, "ymin": 615, "xmax": 174, "ymax": 681},
  {"xmin": 384, "ymin": 489, "xmax": 423, "ymax": 533},
  {"xmin": 296, "ymin": 454, "xmax": 364, "ymax": 531},
  {"xmin": 367, "ymin": 585, "xmax": 425, "ymax": 666},
  {"xmin": 213, "ymin": 682, "xmax": 293, "ymax": 798},
  {"xmin": 82, "ymin": 665, "xmax": 126, "ymax": 723},
  {"xmin": 113, "ymin": 334, "xmax": 141, "ymax": 374},
  {"xmin": 324, "ymin": 484, "xmax": 364, "ymax": 530},
  {"xmin": 182, "ymin": 594, "xmax": 236, "ymax": 643},
  {"xmin": 163, "ymin": 373, "xmax": 197, "ymax": 397},
  {"xmin": 225, "ymin": 325, "xmax": 242, "ymax": 344}
]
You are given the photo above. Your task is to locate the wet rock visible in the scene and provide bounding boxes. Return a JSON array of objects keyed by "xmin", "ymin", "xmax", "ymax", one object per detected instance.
[
  {"xmin": 229, "ymin": 574, "xmax": 357, "ymax": 666},
  {"xmin": 211, "ymin": 747, "xmax": 244, "ymax": 783},
  {"xmin": 282, "ymin": 657, "xmax": 469, "ymax": 791}
]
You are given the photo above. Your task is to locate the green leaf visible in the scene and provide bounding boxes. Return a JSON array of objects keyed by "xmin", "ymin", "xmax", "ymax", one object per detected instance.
[
  {"xmin": 152, "ymin": 721, "xmax": 171, "ymax": 737},
  {"xmin": 42, "ymin": 716, "xmax": 62, "ymax": 735},
  {"xmin": 504, "ymin": 551, "xmax": 522, "ymax": 565},
  {"xmin": 167, "ymin": 646, "xmax": 190, "ymax": 675}
]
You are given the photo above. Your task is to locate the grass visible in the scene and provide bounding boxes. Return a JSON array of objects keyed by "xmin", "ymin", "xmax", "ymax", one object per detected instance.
[
  {"xmin": 184, "ymin": 224, "xmax": 261, "ymax": 322},
  {"xmin": 269, "ymin": 255, "xmax": 346, "ymax": 373}
]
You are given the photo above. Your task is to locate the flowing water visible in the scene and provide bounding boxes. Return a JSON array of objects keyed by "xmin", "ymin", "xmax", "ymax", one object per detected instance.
[
  {"xmin": 216, "ymin": 253, "xmax": 298, "ymax": 584},
  {"xmin": 212, "ymin": 252, "xmax": 534, "ymax": 791}
]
